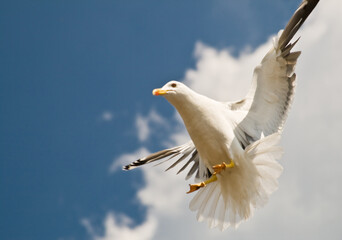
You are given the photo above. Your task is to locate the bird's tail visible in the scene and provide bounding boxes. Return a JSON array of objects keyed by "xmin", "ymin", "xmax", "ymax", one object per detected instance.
[{"xmin": 189, "ymin": 133, "xmax": 283, "ymax": 231}]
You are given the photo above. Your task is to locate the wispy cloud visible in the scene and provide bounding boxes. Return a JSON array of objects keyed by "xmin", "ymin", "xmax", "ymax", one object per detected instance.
[
  {"xmin": 99, "ymin": 111, "xmax": 114, "ymax": 122},
  {"xmin": 86, "ymin": 1, "xmax": 342, "ymax": 239},
  {"xmin": 135, "ymin": 110, "xmax": 168, "ymax": 143}
]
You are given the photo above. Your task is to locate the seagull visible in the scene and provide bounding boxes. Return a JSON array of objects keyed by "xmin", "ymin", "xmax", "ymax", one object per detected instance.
[{"xmin": 124, "ymin": 0, "xmax": 320, "ymax": 231}]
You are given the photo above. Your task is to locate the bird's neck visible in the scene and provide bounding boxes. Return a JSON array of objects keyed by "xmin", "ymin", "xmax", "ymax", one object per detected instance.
[
  {"xmin": 168, "ymin": 92, "xmax": 218, "ymax": 132},
  {"xmin": 169, "ymin": 92, "xmax": 201, "ymax": 119}
]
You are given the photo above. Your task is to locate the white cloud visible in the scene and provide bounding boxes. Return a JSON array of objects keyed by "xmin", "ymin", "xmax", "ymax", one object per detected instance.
[
  {"xmin": 100, "ymin": 111, "xmax": 114, "ymax": 121},
  {"xmin": 86, "ymin": 1, "xmax": 342, "ymax": 239},
  {"xmin": 82, "ymin": 211, "xmax": 157, "ymax": 240},
  {"xmin": 135, "ymin": 109, "xmax": 167, "ymax": 142},
  {"xmin": 183, "ymin": 41, "xmax": 265, "ymax": 101}
]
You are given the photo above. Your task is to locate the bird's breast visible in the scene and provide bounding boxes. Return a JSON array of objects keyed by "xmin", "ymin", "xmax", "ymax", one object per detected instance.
[{"xmin": 179, "ymin": 102, "xmax": 236, "ymax": 167}]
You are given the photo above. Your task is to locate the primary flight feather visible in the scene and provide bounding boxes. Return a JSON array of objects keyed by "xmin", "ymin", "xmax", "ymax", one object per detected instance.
[{"xmin": 124, "ymin": 0, "xmax": 320, "ymax": 231}]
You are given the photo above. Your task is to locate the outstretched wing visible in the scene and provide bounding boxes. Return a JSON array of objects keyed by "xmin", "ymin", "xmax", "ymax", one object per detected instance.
[
  {"xmin": 230, "ymin": 0, "xmax": 319, "ymax": 147},
  {"xmin": 123, "ymin": 141, "xmax": 211, "ymax": 181}
]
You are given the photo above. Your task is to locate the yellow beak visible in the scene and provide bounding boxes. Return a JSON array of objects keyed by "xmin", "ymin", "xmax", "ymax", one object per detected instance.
[{"xmin": 152, "ymin": 89, "xmax": 168, "ymax": 96}]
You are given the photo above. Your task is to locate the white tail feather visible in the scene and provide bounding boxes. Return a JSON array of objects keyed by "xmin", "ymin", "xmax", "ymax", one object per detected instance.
[{"xmin": 189, "ymin": 133, "xmax": 283, "ymax": 231}]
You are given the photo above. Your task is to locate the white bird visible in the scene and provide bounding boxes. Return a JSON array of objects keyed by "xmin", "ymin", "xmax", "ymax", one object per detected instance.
[{"xmin": 124, "ymin": 0, "xmax": 320, "ymax": 231}]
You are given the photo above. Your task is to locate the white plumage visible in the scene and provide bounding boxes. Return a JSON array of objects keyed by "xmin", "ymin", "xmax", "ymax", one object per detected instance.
[
  {"xmin": 124, "ymin": 0, "xmax": 320, "ymax": 231},
  {"xmin": 189, "ymin": 132, "xmax": 283, "ymax": 229}
]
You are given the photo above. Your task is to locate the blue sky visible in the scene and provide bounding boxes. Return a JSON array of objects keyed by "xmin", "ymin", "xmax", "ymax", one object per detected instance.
[{"xmin": 2, "ymin": 1, "xmax": 341, "ymax": 240}]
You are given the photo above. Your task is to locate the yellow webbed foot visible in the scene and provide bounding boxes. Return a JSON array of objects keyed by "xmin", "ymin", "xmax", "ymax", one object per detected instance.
[
  {"xmin": 186, "ymin": 174, "xmax": 218, "ymax": 194},
  {"xmin": 213, "ymin": 160, "xmax": 235, "ymax": 174},
  {"xmin": 187, "ymin": 182, "xmax": 205, "ymax": 194}
]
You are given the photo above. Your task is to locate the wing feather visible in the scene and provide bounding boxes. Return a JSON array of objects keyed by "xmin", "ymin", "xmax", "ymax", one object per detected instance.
[
  {"xmin": 123, "ymin": 141, "xmax": 210, "ymax": 181},
  {"xmin": 230, "ymin": 0, "xmax": 319, "ymax": 145}
]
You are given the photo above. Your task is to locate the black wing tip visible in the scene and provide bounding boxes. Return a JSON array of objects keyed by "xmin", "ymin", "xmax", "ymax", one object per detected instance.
[
  {"xmin": 122, "ymin": 158, "xmax": 146, "ymax": 171},
  {"xmin": 123, "ymin": 164, "xmax": 140, "ymax": 171},
  {"xmin": 122, "ymin": 165, "xmax": 130, "ymax": 171},
  {"xmin": 278, "ymin": 0, "xmax": 320, "ymax": 51}
]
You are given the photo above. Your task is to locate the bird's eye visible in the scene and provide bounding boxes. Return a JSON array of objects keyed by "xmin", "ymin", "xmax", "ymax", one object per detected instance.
[{"xmin": 171, "ymin": 83, "xmax": 177, "ymax": 88}]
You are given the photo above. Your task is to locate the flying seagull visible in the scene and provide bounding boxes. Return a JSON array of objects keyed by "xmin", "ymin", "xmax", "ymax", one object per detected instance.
[{"xmin": 124, "ymin": 0, "xmax": 320, "ymax": 231}]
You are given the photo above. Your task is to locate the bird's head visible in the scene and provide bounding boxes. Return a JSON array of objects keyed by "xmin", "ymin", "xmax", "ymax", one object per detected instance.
[
  {"xmin": 152, "ymin": 80, "xmax": 189, "ymax": 99},
  {"xmin": 152, "ymin": 81, "xmax": 199, "ymax": 112}
]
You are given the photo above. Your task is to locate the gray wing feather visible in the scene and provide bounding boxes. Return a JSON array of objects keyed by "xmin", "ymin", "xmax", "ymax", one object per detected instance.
[
  {"xmin": 123, "ymin": 141, "xmax": 210, "ymax": 181},
  {"xmin": 279, "ymin": 0, "xmax": 320, "ymax": 50},
  {"xmin": 230, "ymin": 0, "xmax": 319, "ymax": 146}
]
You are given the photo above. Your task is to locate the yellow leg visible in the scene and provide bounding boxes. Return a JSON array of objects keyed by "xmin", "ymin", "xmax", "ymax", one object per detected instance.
[
  {"xmin": 186, "ymin": 159, "xmax": 235, "ymax": 194},
  {"xmin": 213, "ymin": 160, "xmax": 235, "ymax": 174},
  {"xmin": 187, "ymin": 174, "xmax": 218, "ymax": 194}
]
